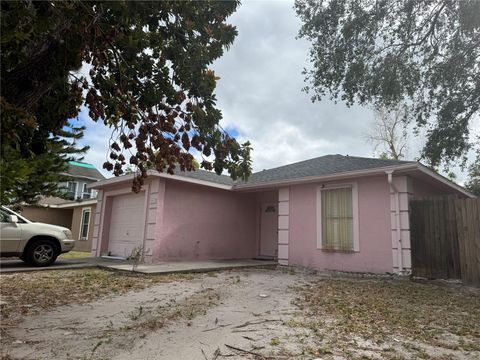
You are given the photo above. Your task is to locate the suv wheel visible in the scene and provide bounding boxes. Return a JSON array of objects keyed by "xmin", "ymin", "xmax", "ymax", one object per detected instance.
[{"xmin": 26, "ymin": 239, "xmax": 59, "ymax": 267}]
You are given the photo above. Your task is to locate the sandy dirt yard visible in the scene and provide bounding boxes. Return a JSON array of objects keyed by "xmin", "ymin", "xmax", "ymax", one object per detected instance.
[{"xmin": 1, "ymin": 268, "xmax": 479, "ymax": 360}]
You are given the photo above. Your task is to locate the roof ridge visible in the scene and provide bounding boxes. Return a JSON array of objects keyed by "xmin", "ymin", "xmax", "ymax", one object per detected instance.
[
  {"xmin": 68, "ymin": 160, "xmax": 97, "ymax": 169},
  {"xmin": 240, "ymin": 153, "xmax": 420, "ymax": 187},
  {"xmin": 338, "ymin": 154, "xmax": 416, "ymax": 163},
  {"xmin": 191, "ymin": 168, "xmax": 232, "ymax": 178},
  {"xmin": 252, "ymin": 154, "xmax": 333, "ymax": 174},
  {"xmin": 251, "ymin": 154, "xmax": 415, "ymax": 175}
]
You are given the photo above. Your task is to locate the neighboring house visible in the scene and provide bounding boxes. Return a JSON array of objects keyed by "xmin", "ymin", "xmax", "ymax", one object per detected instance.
[
  {"xmin": 58, "ymin": 161, "xmax": 105, "ymax": 200},
  {"xmin": 89, "ymin": 154, "xmax": 474, "ymax": 274},
  {"xmin": 21, "ymin": 161, "xmax": 104, "ymax": 252},
  {"xmin": 21, "ymin": 199, "xmax": 97, "ymax": 252}
]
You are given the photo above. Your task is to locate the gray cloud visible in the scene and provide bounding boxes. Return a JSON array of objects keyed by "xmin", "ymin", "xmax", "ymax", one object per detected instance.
[{"xmin": 213, "ymin": 0, "xmax": 376, "ymax": 172}]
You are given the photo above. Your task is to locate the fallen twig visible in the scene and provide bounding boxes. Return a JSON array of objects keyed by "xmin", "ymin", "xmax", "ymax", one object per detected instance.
[
  {"xmin": 89, "ymin": 341, "xmax": 103, "ymax": 360},
  {"xmin": 232, "ymin": 319, "xmax": 283, "ymax": 329},
  {"xmin": 224, "ymin": 344, "xmax": 265, "ymax": 358},
  {"xmin": 202, "ymin": 323, "xmax": 232, "ymax": 332},
  {"xmin": 231, "ymin": 329, "xmax": 262, "ymax": 333}
]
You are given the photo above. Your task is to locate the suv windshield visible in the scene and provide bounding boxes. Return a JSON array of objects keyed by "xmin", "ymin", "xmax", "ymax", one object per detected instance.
[{"xmin": 0, "ymin": 206, "xmax": 29, "ymax": 223}]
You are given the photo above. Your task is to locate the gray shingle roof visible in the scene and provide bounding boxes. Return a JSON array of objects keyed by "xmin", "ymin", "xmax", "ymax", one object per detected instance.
[
  {"xmin": 172, "ymin": 168, "xmax": 234, "ymax": 186},
  {"xmin": 173, "ymin": 155, "xmax": 414, "ymax": 187},
  {"xmin": 66, "ymin": 161, "xmax": 105, "ymax": 180},
  {"xmin": 37, "ymin": 196, "xmax": 74, "ymax": 206},
  {"xmin": 242, "ymin": 154, "xmax": 414, "ymax": 185}
]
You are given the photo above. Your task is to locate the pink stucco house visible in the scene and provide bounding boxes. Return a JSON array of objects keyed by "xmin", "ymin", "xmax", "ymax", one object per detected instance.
[{"xmin": 89, "ymin": 155, "xmax": 474, "ymax": 274}]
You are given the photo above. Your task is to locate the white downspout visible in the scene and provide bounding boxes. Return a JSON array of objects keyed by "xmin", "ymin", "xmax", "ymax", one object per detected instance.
[{"xmin": 386, "ymin": 171, "xmax": 403, "ymax": 273}]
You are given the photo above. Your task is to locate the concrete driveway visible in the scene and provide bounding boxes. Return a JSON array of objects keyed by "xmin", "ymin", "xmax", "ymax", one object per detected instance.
[{"xmin": 0, "ymin": 258, "xmax": 276, "ymax": 274}]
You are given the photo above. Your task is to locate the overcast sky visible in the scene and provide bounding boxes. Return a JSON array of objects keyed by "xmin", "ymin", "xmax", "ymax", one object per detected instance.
[{"xmin": 76, "ymin": 0, "xmax": 476, "ymax": 182}]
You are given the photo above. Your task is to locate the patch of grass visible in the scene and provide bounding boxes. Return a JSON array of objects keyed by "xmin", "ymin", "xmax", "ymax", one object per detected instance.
[
  {"xmin": 270, "ymin": 338, "xmax": 280, "ymax": 346},
  {"xmin": 0, "ymin": 269, "xmax": 194, "ymax": 330},
  {"xmin": 59, "ymin": 251, "xmax": 92, "ymax": 259},
  {"xmin": 293, "ymin": 278, "xmax": 480, "ymax": 355},
  {"xmin": 128, "ymin": 305, "xmax": 144, "ymax": 321}
]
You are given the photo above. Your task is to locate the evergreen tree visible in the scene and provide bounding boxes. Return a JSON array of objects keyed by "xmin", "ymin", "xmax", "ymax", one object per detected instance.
[{"xmin": 0, "ymin": 121, "xmax": 88, "ymax": 204}]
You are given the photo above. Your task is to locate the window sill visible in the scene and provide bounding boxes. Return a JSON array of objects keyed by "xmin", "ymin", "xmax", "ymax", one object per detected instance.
[{"xmin": 319, "ymin": 248, "xmax": 357, "ymax": 253}]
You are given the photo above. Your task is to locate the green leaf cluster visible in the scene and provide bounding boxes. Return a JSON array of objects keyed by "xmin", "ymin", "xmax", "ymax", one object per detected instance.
[{"xmin": 465, "ymin": 146, "xmax": 480, "ymax": 196}]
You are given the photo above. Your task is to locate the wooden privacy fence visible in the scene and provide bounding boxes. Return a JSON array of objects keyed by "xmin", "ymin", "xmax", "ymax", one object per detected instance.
[{"xmin": 410, "ymin": 196, "xmax": 480, "ymax": 286}]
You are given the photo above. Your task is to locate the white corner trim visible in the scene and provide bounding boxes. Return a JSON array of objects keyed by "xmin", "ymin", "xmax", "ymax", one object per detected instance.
[
  {"xmin": 316, "ymin": 182, "xmax": 359, "ymax": 252},
  {"xmin": 278, "ymin": 187, "xmax": 290, "ymax": 201},
  {"xmin": 277, "ymin": 187, "xmax": 290, "ymax": 264}
]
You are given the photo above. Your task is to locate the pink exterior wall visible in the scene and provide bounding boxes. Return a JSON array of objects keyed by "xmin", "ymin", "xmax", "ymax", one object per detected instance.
[
  {"xmin": 91, "ymin": 169, "xmax": 465, "ymax": 269},
  {"xmin": 288, "ymin": 176, "xmax": 393, "ymax": 273},
  {"xmin": 412, "ymin": 176, "xmax": 457, "ymax": 199},
  {"xmin": 153, "ymin": 180, "xmax": 257, "ymax": 261},
  {"xmin": 255, "ymin": 191, "xmax": 278, "ymax": 203}
]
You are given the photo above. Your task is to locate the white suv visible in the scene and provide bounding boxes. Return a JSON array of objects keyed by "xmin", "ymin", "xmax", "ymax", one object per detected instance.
[{"xmin": 0, "ymin": 206, "xmax": 75, "ymax": 266}]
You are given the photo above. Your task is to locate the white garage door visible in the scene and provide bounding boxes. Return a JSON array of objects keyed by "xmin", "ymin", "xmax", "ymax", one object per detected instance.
[{"xmin": 108, "ymin": 192, "xmax": 145, "ymax": 258}]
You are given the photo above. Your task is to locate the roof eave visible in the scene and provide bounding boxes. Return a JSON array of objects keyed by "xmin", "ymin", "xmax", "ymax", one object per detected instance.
[
  {"xmin": 88, "ymin": 170, "xmax": 233, "ymax": 191},
  {"xmin": 28, "ymin": 199, "xmax": 98, "ymax": 208},
  {"xmin": 415, "ymin": 163, "xmax": 476, "ymax": 198},
  {"xmin": 61, "ymin": 173, "xmax": 105, "ymax": 181},
  {"xmin": 156, "ymin": 172, "xmax": 232, "ymax": 190},
  {"xmin": 88, "ymin": 173, "xmax": 149, "ymax": 189},
  {"xmin": 55, "ymin": 199, "xmax": 98, "ymax": 208}
]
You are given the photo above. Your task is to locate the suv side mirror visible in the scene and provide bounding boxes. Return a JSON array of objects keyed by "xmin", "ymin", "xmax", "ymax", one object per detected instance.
[{"xmin": 7, "ymin": 215, "xmax": 18, "ymax": 223}]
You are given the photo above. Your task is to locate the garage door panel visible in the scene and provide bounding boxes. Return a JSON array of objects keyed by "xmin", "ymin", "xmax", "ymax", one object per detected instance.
[{"xmin": 108, "ymin": 192, "xmax": 145, "ymax": 257}]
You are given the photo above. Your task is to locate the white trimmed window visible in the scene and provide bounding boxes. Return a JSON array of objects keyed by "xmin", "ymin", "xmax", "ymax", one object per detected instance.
[
  {"xmin": 67, "ymin": 181, "xmax": 78, "ymax": 198},
  {"xmin": 79, "ymin": 208, "xmax": 91, "ymax": 240},
  {"xmin": 82, "ymin": 183, "xmax": 92, "ymax": 199},
  {"xmin": 317, "ymin": 183, "xmax": 359, "ymax": 252}
]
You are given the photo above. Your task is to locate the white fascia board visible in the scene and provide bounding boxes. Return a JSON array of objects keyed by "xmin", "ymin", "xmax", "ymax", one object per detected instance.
[
  {"xmin": 56, "ymin": 199, "xmax": 98, "ymax": 208},
  {"xmin": 154, "ymin": 172, "xmax": 232, "ymax": 190},
  {"xmin": 88, "ymin": 170, "xmax": 232, "ymax": 191},
  {"xmin": 87, "ymin": 173, "xmax": 137, "ymax": 189},
  {"xmin": 60, "ymin": 173, "xmax": 105, "ymax": 181}
]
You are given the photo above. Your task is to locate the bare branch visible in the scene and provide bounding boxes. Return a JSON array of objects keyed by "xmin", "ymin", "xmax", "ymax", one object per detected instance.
[{"xmin": 366, "ymin": 105, "xmax": 409, "ymax": 160}]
